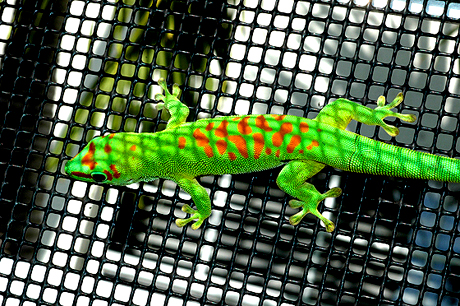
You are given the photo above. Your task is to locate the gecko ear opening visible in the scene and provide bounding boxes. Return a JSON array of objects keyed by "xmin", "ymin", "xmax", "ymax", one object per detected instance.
[{"xmin": 91, "ymin": 172, "xmax": 107, "ymax": 182}]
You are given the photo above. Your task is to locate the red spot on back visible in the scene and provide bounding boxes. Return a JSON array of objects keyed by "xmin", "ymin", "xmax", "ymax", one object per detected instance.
[
  {"xmin": 130, "ymin": 145, "xmax": 136, "ymax": 151},
  {"xmin": 271, "ymin": 114, "xmax": 286, "ymax": 121},
  {"xmin": 280, "ymin": 122, "xmax": 293, "ymax": 133},
  {"xmin": 232, "ymin": 117, "xmax": 241, "ymax": 121},
  {"xmin": 216, "ymin": 140, "xmax": 227, "ymax": 155},
  {"xmin": 256, "ymin": 115, "xmax": 273, "ymax": 132},
  {"xmin": 272, "ymin": 122, "xmax": 293, "ymax": 147},
  {"xmin": 82, "ymin": 142, "xmax": 97, "ymax": 170},
  {"xmin": 237, "ymin": 117, "xmax": 252, "ymax": 135},
  {"xmin": 205, "ymin": 122, "xmax": 214, "ymax": 131},
  {"xmin": 110, "ymin": 164, "xmax": 121, "ymax": 178},
  {"xmin": 193, "ymin": 128, "xmax": 214, "ymax": 158},
  {"xmin": 307, "ymin": 140, "xmax": 319, "ymax": 150},
  {"xmin": 265, "ymin": 147, "xmax": 272, "ymax": 155},
  {"xmin": 253, "ymin": 133, "xmax": 264, "ymax": 159},
  {"xmin": 104, "ymin": 144, "xmax": 112, "ymax": 153},
  {"xmin": 275, "ymin": 150, "xmax": 280, "ymax": 157},
  {"xmin": 287, "ymin": 135, "xmax": 301, "ymax": 153},
  {"xmin": 193, "ymin": 129, "xmax": 210, "ymax": 147},
  {"xmin": 228, "ymin": 135, "xmax": 249, "ymax": 158},
  {"xmin": 109, "ymin": 134, "xmax": 115, "ymax": 139},
  {"xmin": 215, "ymin": 120, "xmax": 229, "ymax": 138},
  {"xmin": 228, "ymin": 152, "xmax": 237, "ymax": 161},
  {"xmin": 299, "ymin": 122, "xmax": 309, "ymax": 133},
  {"xmin": 204, "ymin": 146, "xmax": 214, "ymax": 158},
  {"xmin": 178, "ymin": 137, "xmax": 186, "ymax": 149}
]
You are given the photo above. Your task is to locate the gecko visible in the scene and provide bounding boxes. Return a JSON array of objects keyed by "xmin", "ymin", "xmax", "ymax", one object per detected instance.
[{"xmin": 65, "ymin": 79, "xmax": 460, "ymax": 232}]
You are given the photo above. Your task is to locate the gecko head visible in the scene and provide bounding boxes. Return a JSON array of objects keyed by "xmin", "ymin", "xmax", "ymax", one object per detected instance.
[{"xmin": 65, "ymin": 134, "xmax": 140, "ymax": 186}]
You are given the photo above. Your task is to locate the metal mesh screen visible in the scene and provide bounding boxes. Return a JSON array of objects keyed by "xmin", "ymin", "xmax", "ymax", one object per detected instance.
[{"xmin": 1, "ymin": 0, "xmax": 460, "ymax": 305}]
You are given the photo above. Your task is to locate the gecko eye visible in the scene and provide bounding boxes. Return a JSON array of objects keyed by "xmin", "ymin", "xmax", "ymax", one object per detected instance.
[{"xmin": 91, "ymin": 172, "xmax": 107, "ymax": 182}]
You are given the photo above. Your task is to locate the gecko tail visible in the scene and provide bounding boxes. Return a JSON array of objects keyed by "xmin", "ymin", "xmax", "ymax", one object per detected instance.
[{"xmin": 347, "ymin": 135, "xmax": 460, "ymax": 183}]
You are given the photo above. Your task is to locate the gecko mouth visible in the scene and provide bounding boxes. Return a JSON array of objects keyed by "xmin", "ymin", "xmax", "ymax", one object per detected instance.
[{"xmin": 70, "ymin": 171, "xmax": 93, "ymax": 179}]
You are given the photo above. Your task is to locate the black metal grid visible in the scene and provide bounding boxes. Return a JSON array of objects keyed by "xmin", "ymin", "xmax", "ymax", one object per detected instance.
[{"xmin": 1, "ymin": 0, "xmax": 460, "ymax": 305}]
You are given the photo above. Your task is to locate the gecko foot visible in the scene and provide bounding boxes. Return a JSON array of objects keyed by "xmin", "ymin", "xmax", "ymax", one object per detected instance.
[
  {"xmin": 175, "ymin": 204, "xmax": 207, "ymax": 230},
  {"xmin": 155, "ymin": 78, "xmax": 181, "ymax": 101},
  {"xmin": 288, "ymin": 187, "xmax": 341, "ymax": 232},
  {"xmin": 374, "ymin": 93, "xmax": 417, "ymax": 137}
]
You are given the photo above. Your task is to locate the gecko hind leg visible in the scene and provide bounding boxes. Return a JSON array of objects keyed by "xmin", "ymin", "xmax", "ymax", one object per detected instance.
[
  {"xmin": 174, "ymin": 177, "xmax": 212, "ymax": 230},
  {"xmin": 315, "ymin": 93, "xmax": 416, "ymax": 136},
  {"xmin": 277, "ymin": 160, "xmax": 341, "ymax": 232}
]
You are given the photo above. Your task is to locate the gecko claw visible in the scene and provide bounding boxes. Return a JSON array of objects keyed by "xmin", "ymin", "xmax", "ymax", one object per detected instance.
[
  {"xmin": 325, "ymin": 187, "xmax": 342, "ymax": 198},
  {"xmin": 155, "ymin": 79, "xmax": 167, "ymax": 108},
  {"xmin": 157, "ymin": 78, "xmax": 168, "ymax": 91},
  {"xmin": 155, "ymin": 94, "xmax": 165, "ymax": 102},
  {"xmin": 172, "ymin": 83, "xmax": 181, "ymax": 97},
  {"xmin": 155, "ymin": 102, "xmax": 165, "ymax": 111},
  {"xmin": 381, "ymin": 125, "xmax": 400, "ymax": 137},
  {"xmin": 400, "ymin": 113, "xmax": 417, "ymax": 123},
  {"xmin": 377, "ymin": 92, "xmax": 403, "ymax": 108}
]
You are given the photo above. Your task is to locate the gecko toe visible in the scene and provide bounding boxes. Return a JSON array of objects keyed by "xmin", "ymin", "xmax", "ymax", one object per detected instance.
[{"xmin": 155, "ymin": 94, "xmax": 165, "ymax": 102}]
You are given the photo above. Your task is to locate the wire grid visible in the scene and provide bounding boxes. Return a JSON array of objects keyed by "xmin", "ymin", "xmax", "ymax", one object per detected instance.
[{"xmin": 1, "ymin": 0, "xmax": 460, "ymax": 305}]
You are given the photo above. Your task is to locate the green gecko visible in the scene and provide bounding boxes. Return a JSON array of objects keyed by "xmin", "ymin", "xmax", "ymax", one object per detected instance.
[{"xmin": 65, "ymin": 79, "xmax": 460, "ymax": 232}]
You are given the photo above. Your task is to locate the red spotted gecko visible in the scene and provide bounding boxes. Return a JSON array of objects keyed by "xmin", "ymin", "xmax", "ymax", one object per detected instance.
[{"xmin": 65, "ymin": 79, "xmax": 460, "ymax": 232}]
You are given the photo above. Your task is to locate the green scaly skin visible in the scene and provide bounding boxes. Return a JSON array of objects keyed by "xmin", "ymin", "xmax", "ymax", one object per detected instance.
[{"xmin": 65, "ymin": 79, "xmax": 460, "ymax": 232}]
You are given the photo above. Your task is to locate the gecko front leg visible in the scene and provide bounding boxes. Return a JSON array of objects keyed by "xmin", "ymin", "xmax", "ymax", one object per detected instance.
[{"xmin": 155, "ymin": 78, "xmax": 190, "ymax": 129}]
